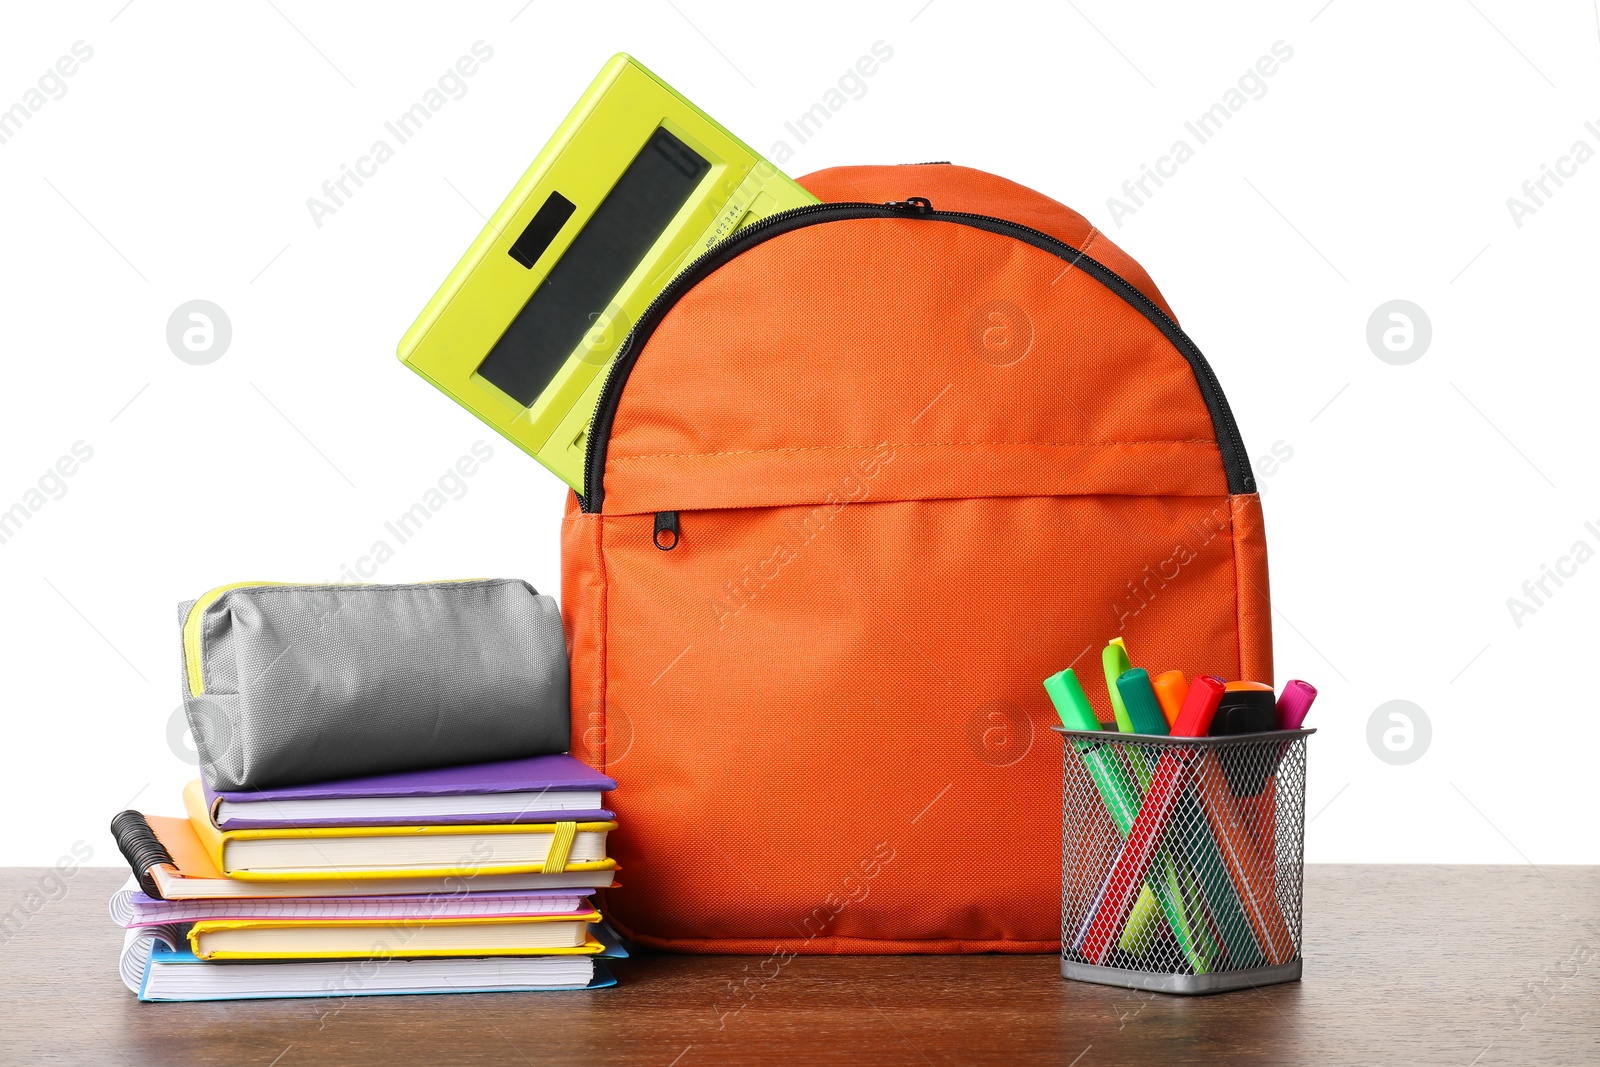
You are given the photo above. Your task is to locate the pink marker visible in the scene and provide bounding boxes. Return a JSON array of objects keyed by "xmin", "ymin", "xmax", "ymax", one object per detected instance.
[{"xmin": 1275, "ymin": 679, "xmax": 1317, "ymax": 730}]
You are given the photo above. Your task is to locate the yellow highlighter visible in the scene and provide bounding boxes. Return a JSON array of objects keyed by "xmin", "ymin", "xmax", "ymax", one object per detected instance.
[
  {"xmin": 1102, "ymin": 637, "xmax": 1135, "ymax": 733},
  {"xmin": 398, "ymin": 54, "xmax": 818, "ymax": 492}
]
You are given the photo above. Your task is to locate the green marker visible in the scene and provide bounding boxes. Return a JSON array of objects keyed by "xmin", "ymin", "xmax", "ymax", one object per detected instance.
[
  {"xmin": 1044, "ymin": 668, "xmax": 1214, "ymax": 972},
  {"xmin": 1043, "ymin": 667, "xmax": 1155, "ymax": 953},
  {"xmin": 1043, "ymin": 667, "xmax": 1133, "ymax": 821},
  {"xmin": 1116, "ymin": 669, "xmax": 1170, "ymax": 735},
  {"xmin": 1116, "ymin": 668, "xmax": 1262, "ymax": 968},
  {"xmin": 1178, "ymin": 788, "xmax": 1264, "ymax": 968},
  {"xmin": 1104, "ymin": 644, "xmax": 1158, "ymax": 791}
]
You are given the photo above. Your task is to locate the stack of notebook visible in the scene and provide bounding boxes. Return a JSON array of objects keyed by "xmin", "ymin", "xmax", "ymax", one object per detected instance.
[{"xmin": 110, "ymin": 754, "xmax": 623, "ymax": 1001}]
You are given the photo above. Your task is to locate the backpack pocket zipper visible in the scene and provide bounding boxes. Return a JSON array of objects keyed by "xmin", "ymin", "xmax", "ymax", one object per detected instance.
[
  {"xmin": 653, "ymin": 511, "xmax": 681, "ymax": 550},
  {"xmin": 580, "ymin": 199, "xmax": 1255, "ymax": 512}
]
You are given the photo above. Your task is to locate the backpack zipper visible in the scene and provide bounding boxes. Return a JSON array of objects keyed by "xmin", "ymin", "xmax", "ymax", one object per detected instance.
[{"xmin": 579, "ymin": 200, "xmax": 1255, "ymax": 512}]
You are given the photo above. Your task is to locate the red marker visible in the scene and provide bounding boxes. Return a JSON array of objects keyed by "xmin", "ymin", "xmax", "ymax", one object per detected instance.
[
  {"xmin": 1172, "ymin": 675, "xmax": 1226, "ymax": 738},
  {"xmin": 1072, "ymin": 676, "xmax": 1229, "ymax": 963},
  {"xmin": 1072, "ymin": 750, "xmax": 1189, "ymax": 963}
]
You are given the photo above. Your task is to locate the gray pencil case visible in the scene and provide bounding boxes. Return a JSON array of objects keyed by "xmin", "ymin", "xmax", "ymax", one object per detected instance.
[{"xmin": 178, "ymin": 579, "xmax": 569, "ymax": 791}]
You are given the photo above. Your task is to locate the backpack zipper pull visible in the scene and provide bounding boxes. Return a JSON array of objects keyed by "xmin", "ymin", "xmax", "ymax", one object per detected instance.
[
  {"xmin": 653, "ymin": 511, "xmax": 681, "ymax": 551},
  {"xmin": 884, "ymin": 196, "xmax": 933, "ymax": 214}
]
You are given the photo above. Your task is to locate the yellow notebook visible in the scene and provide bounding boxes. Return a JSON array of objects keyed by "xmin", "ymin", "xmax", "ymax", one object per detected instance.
[
  {"xmin": 188, "ymin": 913, "xmax": 604, "ymax": 961},
  {"xmin": 182, "ymin": 780, "xmax": 616, "ymax": 882}
]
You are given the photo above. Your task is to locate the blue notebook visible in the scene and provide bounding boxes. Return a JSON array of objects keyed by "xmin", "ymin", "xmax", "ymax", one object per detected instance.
[{"xmin": 138, "ymin": 945, "xmax": 616, "ymax": 1001}]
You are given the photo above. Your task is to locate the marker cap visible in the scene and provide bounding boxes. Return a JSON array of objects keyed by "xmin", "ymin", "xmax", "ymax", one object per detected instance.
[
  {"xmin": 1172, "ymin": 676, "xmax": 1226, "ymax": 738},
  {"xmin": 1151, "ymin": 670, "xmax": 1189, "ymax": 728},
  {"xmin": 1211, "ymin": 685, "xmax": 1276, "ymax": 736},
  {"xmin": 1115, "ymin": 668, "xmax": 1170, "ymax": 736},
  {"xmin": 1276, "ymin": 679, "xmax": 1318, "ymax": 730},
  {"xmin": 1043, "ymin": 667, "xmax": 1102, "ymax": 733}
]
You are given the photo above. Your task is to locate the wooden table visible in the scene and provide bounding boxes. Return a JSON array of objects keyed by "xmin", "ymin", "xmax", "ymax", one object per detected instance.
[{"xmin": 2, "ymin": 865, "xmax": 1594, "ymax": 1065}]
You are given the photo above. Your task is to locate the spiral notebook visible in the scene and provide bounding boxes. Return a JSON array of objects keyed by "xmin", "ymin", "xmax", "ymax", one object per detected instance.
[{"xmin": 109, "ymin": 876, "xmax": 591, "ymax": 926}]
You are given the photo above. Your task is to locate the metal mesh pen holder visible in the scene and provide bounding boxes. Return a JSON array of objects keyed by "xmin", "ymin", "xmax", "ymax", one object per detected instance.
[{"xmin": 1056, "ymin": 726, "xmax": 1314, "ymax": 995}]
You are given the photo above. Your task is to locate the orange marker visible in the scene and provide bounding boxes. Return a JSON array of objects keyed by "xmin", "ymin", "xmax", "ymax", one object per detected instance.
[{"xmin": 1151, "ymin": 670, "xmax": 1188, "ymax": 729}]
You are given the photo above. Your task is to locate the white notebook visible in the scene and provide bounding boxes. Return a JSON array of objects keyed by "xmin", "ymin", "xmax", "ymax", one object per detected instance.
[{"xmin": 120, "ymin": 927, "xmax": 609, "ymax": 1000}]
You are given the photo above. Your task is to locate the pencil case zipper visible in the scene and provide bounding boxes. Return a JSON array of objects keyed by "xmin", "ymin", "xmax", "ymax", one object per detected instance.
[{"xmin": 181, "ymin": 579, "xmax": 481, "ymax": 697}]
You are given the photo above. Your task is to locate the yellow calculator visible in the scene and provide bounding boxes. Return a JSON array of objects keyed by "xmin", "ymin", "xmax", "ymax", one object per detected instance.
[{"xmin": 397, "ymin": 53, "xmax": 819, "ymax": 492}]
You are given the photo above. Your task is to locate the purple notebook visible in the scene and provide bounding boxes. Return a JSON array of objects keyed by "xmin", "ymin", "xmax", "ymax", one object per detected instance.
[{"xmin": 204, "ymin": 753, "xmax": 616, "ymax": 829}]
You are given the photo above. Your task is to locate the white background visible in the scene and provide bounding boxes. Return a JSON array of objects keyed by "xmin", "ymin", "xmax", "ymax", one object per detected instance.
[{"xmin": 1, "ymin": 0, "xmax": 1594, "ymax": 868}]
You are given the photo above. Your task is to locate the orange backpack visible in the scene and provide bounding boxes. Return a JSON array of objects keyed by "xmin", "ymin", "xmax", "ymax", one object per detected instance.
[{"xmin": 563, "ymin": 163, "xmax": 1272, "ymax": 953}]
